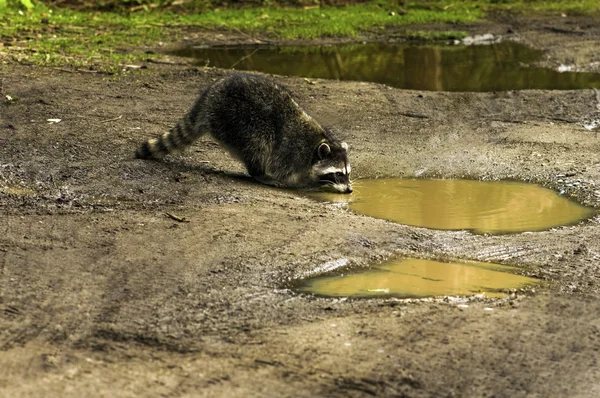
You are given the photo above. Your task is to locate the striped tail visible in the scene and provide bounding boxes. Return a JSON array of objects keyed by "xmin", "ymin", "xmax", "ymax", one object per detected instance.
[{"xmin": 135, "ymin": 119, "xmax": 198, "ymax": 159}]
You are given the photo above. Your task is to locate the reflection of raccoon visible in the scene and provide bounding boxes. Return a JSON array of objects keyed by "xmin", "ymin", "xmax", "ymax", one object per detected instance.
[{"xmin": 136, "ymin": 73, "xmax": 352, "ymax": 193}]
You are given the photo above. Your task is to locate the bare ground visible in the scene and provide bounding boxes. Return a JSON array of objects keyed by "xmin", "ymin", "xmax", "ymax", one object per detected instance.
[{"xmin": 1, "ymin": 15, "xmax": 600, "ymax": 397}]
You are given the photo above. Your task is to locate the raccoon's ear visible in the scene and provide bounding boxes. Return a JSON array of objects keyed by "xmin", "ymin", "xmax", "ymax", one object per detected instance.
[
  {"xmin": 341, "ymin": 142, "xmax": 349, "ymax": 151},
  {"xmin": 318, "ymin": 142, "xmax": 331, "ymax": 159}
]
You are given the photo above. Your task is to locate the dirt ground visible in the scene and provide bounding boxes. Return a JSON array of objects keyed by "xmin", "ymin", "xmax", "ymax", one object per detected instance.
[{"xmin": 2, "ymin": 15, "xmax": 600, "ymax": 398}]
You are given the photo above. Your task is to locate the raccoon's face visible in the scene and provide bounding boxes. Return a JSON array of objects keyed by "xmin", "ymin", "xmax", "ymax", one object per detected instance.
[{"xmin": 313, "ymin": 142, "xmax": 352, "ymax": 194}]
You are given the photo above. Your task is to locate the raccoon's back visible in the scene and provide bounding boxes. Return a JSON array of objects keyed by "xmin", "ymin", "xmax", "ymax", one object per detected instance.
[{"xmin": 205, "ymin": 74, "xmax": 306, "ymax": 147}]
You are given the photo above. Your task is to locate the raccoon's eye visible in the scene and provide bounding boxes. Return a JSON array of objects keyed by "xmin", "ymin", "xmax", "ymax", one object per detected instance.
[
  {"xmin": 319, "ymin": 173, "xmax": 336, "ymax": 182},
  {"xmin": 320, "ymin": 171, "xmax": 346, "ymax": 183}
]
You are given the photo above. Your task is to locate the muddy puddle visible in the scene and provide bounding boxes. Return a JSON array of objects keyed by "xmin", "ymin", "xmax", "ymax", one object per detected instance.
[
  {"xmin": 172, "ymin": 42, "xmax": 600, "ymax": 91},
  {"xmin": 311, "ymin": 179, "xmax": 595, "ymax": 234},
  {"xmin": 295, "ymin": 258, "xmax": 538, "ymax": 299}
]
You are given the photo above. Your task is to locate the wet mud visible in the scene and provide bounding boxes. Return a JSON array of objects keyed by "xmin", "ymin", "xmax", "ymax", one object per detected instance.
[{"xmin": 2, "ymin": 14, "xmax": 600, "ymax": 398}]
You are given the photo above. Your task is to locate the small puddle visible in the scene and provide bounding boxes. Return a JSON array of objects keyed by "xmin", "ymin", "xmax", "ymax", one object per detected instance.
[
  {"xmin": 171, "ymin": 42, "xmax": 600, "ymax": 91},
  {"xmin": 311, "ymin": 179, "xmax": 596, "ymax": 234},
  {"xmin": 294, "ymin": 258, "xmax": 538, "ymax": 299}
]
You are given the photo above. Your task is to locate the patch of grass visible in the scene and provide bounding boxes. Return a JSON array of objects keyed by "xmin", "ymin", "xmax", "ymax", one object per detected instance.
[
  {"xmin": 400, "ymin": 30, "xmax": 468, "ymax": 41},
  {"xmin": 482, "ymin": 0, "xmax": 600, "ymax": 15},
  {"xmin": 1, "ymin": 8, "xmax": 171, "ymax": 71},
  {"xmin": 172, "ymin": 5, "xmax": 481, "ymax": 39}
]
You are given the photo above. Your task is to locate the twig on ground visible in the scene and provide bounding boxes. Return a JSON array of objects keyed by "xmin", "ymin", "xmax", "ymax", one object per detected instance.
[
  {"xmin": 544, "ymin": 26, "xmax": 586, "ymax": 36},
  {"xmin": 550, "ymin": 117, "xmax": 580, "ymax": 123},
  {"xmin": 120, "ymin": 64, "xmax": 147, "ymax": 70},
  {"xmin": 254, "ymin": 359, "xmax": 281, "ymax": 367},
  {"xmin": 165, "ymin": 212, "xmax": 189, "ymax": 223},
  {"xmin": 490, "ymin": 119, "xmax": 524, "ymax": 124},
  {"xmin": 230, "ymin": 48, "xmax": 259, "ymax": 69},
  {"xmin": 53, "ymin": 67, "xmax": 113, "ymax": 75},
  {"xmin": 233, "ymin": 28, "xmax": 276, "ymax": 45},
  {"xmin": 146, "ymin": 58, "xmax": 189, "ymax": 66},
  {"xmin": 100, "ymin": 115, "xmax": 123, "ymax": 123},
  {"xmin": 399, "ymin": 112, "xmax": 429, "ymax": 119}
]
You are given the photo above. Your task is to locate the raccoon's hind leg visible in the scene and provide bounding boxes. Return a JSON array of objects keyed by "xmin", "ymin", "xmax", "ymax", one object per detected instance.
[
  {"xmin": 135, "ymin": 116, "xmax": 209, "ymax": 159},
  {"xmin": 241, "ymin": 160, "xmax": 282, "ymax": 188}
]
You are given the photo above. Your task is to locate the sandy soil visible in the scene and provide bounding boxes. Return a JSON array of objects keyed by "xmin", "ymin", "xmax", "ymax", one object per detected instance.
[{"xmin": 1, "ymin": 15, "xmax": 600, "ymax": 397}]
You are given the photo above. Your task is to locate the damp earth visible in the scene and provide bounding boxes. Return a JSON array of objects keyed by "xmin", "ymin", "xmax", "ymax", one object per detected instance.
[{"xmin": 3, "ymin": 14, "xmax": 600, "ymax": 398}]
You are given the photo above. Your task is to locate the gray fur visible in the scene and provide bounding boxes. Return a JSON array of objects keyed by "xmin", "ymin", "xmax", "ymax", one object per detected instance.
[{"xmin": 136, "ymin": 73, "xmax": 352, "ymax": 193}]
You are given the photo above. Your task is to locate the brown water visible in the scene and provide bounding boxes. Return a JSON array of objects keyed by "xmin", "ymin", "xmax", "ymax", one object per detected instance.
[
  {"xmin": 295, "ymin": 258, "xmax": 538, "ymax": 299},
  {"xmin": 312, "ymin": 179, "xmax": 595, "ymax": 234},
  {"xmin": 171, "ymin": 42, "xmax": 600, "ymax": 92}
]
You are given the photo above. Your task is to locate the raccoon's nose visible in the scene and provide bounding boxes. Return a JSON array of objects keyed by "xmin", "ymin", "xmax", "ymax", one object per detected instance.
[{"xmin": 345, "ymin": 186, "xmax": 353, "ymax": 194}]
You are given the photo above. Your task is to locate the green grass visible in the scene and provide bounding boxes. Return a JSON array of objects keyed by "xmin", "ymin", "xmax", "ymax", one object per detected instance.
[
  {"xmin": 482, "ymin": 0, "xmax": 600, "ymax": 15},
  {"xmin": 1, "ymin": 8, "xmax": 169, "ymax": 70},
  {"xmin": 173, "ymin": 5, "xmax": 481, "ymax": 39},
  {"xmin": 400, "ymin": 30, "xmax": 468, "ymax": 41},
  {"xmin": 1, "ymin": 0, "xmax": 599, "ymax": 70}
]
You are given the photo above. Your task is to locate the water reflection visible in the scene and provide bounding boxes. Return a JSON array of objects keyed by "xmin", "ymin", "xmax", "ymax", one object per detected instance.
[
  {"xmin": 171, "ymin": 42, "xmax": 600, "ymax": 91},
  {"xmin": 311, "ymin": 179, "xmax": 596, "ymax": 234},
  {"xmin": 295, "ymin": 258, "xmax": 538, "ymax": 298}
]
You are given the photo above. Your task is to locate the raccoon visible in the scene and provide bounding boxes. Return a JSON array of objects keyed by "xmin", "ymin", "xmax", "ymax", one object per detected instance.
[{"xmin": 135, "ymin": 73, "xmax": 352, "ymax": 193}]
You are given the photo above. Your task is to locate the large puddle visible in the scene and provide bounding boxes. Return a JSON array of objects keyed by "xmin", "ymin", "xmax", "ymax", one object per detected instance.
[
  {"xmin": 172, "ymin": 42, "xmax": 600, "ymax": 91},
  {"xmin": 311, "ymin": 179, "xmax": 596, "ymax": 234},
  {"xmin": 294, "ymin": 258, "xmax": 538, "ymax": 299}
]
